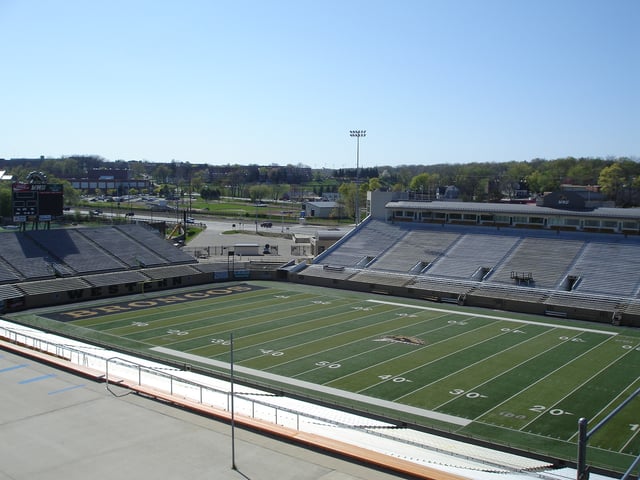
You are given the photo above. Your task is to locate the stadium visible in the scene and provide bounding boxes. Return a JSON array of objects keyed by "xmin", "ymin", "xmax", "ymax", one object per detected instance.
[{"xmin": 2, "ymin": 189, "xmax": 640, "ymax": 480}]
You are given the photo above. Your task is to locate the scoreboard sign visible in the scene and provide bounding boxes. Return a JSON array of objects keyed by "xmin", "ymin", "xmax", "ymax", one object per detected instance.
[{"xmin": 12, "ymin": 183, "xmax": 64, "ymax": 222}]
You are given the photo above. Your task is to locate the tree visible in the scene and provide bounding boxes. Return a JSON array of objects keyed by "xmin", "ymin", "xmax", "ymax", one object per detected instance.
[
  {"xmin": 409, "ymin": 173, "xmax": 439, "ymax": 198},
  {"xmin": 598, "ymin": 163, "xmax": 626, "ymax": 199},
  {"xmin": 0, "ymin": 183, "xmax": 11, "ymax": 217},
  {"xmin": 248, "ymin": 185, "xmax": 271, "ymax": 203},
  {"xmin": 338, "ymin": 182, "xmax": 357, "ymax": 220},
  {"xmin": 200, "ymin": 186, "xmax": 220, "ymax": 201},
  {"xmin": 368, "ymin": 177, "xmax": 382, "ymax": 191}
]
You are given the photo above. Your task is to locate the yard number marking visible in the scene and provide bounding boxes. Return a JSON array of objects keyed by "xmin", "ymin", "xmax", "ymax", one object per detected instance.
[
  {"xmin": 448, "ymin": 320, "xmax": 468, "ymax": 326},
  {"xmin": 260, "ymin": 349, "xmax": 284, "ymax": 356},
  {"xmin": 316, "ymin": 361, "xmax": 341, "ymax": 369},
  {"xmin": 378, "ymin": 375, "xmax": 412, "ymax": 383},
  {"xmin": 501, "ymin": 328, "xmax": 525, "ymax": 334},
  {"xmin": 529, "ymin": 405, "xmax": 573, "ymax": 416},
  {"xmin": 167, "ymin": 329, "xmax": 189, "ymax": 336},
  {"xmin": 449, "ymin": 388, "xmax": 487, "ymax": 399}
]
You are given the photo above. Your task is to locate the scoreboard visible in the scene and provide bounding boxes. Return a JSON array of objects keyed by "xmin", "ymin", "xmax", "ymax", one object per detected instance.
[{"xmin": 12, "ymin": 183, "xmax": 64, "ymax": 222}]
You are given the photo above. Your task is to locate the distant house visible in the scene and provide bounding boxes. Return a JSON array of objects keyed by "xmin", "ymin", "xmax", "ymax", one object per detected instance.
[{"xmin": 303, "ymin": 201, "xmax": 338, "ymax": 219}]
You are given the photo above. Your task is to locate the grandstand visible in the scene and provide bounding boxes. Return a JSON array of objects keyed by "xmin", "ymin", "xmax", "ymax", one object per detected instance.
[
  {"xmin": 0, "ymin": 224, "xmax": 201, "ymax": 311},
  {"xmin": 3, "ymin": 196, "xmax": 640, "ymax": 328},
  {"xmin": 298, "ymin": 219, "xmax": 640, "ymax": 325},
  {"xmin": 1, "ymin": 203, "xmax": 640, "ymax": 478}
]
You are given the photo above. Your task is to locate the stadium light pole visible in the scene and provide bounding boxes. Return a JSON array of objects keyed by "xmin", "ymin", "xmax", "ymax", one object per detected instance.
[{"xmin": 349, "ymin": 130, "xmax": 366, "ymax": 226}]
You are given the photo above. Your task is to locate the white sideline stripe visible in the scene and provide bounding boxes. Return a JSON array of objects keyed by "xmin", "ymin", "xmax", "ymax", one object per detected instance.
[
  {"xmin": 150, "ymin": 346, "xmax": 472, "ymax": 427},
  {"xmin": 367, "ymin": 300, "xmax": 618, "ymax": 336}
]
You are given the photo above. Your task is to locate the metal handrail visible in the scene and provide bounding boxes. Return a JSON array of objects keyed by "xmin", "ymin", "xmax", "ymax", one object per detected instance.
[{"xmin": 577, "ymin": 385, "xmax": 640, "ymax": 480}]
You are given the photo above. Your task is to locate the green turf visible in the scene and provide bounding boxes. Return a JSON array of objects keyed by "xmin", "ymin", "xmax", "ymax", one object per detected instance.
[{"xmin": 7, "ymin": 280, "xmax": 640, "ymax": 473}]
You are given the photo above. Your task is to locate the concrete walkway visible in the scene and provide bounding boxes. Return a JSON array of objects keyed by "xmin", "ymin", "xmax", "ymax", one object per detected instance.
[{"xmin": 0, "ymin": 346, "xmax": 415, "ymax": 480}]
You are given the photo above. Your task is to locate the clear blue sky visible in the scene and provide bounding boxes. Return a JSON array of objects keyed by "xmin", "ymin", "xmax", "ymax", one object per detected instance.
[{"xmin": 1, "ymin": 0, "xmax": 638, "ymax": 169}]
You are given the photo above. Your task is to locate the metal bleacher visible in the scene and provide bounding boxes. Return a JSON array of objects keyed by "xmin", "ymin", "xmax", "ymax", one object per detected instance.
[
  {"xmin": 372, "ymin": 228, "xmax": 460, "ymax": 273},
  {"xmin": 0, "ymin": 225, "xmax": 197, "ymax": 296},
  {"xmin": 26, "ymin": 229, "xmax": 127, "ymax": 274},
  {"xmin": 426, "ymin": 233, "xmax": 519, "ymax": 279},
  {"xmin": 78, "ymin": 226, "xmax": 169, "ymax": 268},
  {"xmin": 310, "ymin": 221, "xmax": 640, "ymax": 311},
  {"xmin": 116, "ymin": 224, "xmax": 196, "ymax": 265},
  {"xmin": 488, "ymin": 237, "xmax": 585, "ymax": 289},
  {"xmin": 568, "ymin": 241, "xmax": 640, "ymax": 297},
  {"xmin": 316, "ymin": 220, "xmax": 407, "ymax": 268},
  {"xmin": 0, "ymin": 231, "xmax": 56, "ymax": 281}
]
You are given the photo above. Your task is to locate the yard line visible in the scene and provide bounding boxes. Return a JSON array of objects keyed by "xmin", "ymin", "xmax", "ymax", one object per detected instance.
[
  {"xmin": 276, "ymin": 310, "xmax": 451, "ymax": 375},
  {"xmin": 396, "ymin": 325, "xmax": 554, "ymax": 405},
  {"xmin": 301, "ymin": 312, "xmax": 465, "ymax": 383},
  {"xmin": 151, "ymin": 346, "xmax": 472, "ymax": 427},
  {"xmin": 566, "ymin": 373, "xmax": 640, "ymax": 444},
  {"xmin": 520, "ymin": 335, "xmax": 638, "ymax": 434},
  {"xmin": 433, "ymin": 327, "xmax": 579, "ymax": 415},
  {"xmin": 187, "ymin": 297, "xmax": 386, "ymax": 359},
  {"xmin": 359, "ymin": 318, "xmax": 509, "ymax": 396},
  {"xmin": 367, "ymin": 300, "xmax": 618, "ymax": 335},
  {"xmin": 620, "ymin": 408, "xmax": 640, "ymax": 453},
  {"xmin": 480, "ymin": 333, "xmax": 622, "ymax": 431}
]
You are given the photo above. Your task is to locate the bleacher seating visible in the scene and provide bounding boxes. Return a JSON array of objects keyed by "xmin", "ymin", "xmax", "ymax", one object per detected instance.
[
  {"xmin": 84, "ymin": 270, "xmax": 150, "ymax": 287},
  {"xmin": 372, "ymin": 229, "xmax": 460, "ymax": 272},
  {"xmin": 26, "ymin": 229, "xmax": 126, "ymax": 274},
  {"xmin": 426, "ymin": 234, "xmax": 519, "ymax": 279},
  {"xmin": 116, "ymin": 224, "xmax": 196, "ymax": 265},
  {"xmin": 0, "ymin": 225, "xmax": 196, "ymax": 298},
  {"xmin": 310, "ymin": 221, "xmax": 640, "ymax": 304},
  {"xmin": 0, "ymin": 232, "xmax": 56, "ymax": 281},
  {"xmin": 489, "ymin": 238, "xmax": 584, "ymax": 288},
  {"xmin": 78, "ymin": 227, "xmax": 169, "ymax": 268},
  {"xmin": 568, "ymin": 241, "xmax": 640, "ymax": 296},
  {"xmin": 317, "ymin": 220, "xmax": 407, "ymax": 268}
]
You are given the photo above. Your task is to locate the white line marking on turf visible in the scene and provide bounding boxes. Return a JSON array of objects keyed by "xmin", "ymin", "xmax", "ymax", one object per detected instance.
[
  {"xmin": 366, "ymin": 300, "xmax": 618, "ymax": 336},
  {"xmin": 150, "ymin": 346, "xmax": 471, "ymax": 427}
]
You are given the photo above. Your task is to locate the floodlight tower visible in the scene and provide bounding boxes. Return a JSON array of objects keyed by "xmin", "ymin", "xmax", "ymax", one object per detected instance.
[{"xmin": 349, "ymin": 130, "xmax": 366, "ymax": 226}]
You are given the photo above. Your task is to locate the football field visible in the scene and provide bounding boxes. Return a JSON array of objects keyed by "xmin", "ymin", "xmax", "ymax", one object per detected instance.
[{"xmin": 14, "ymin": 281, "xmax": 640, "ymax": 472}]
